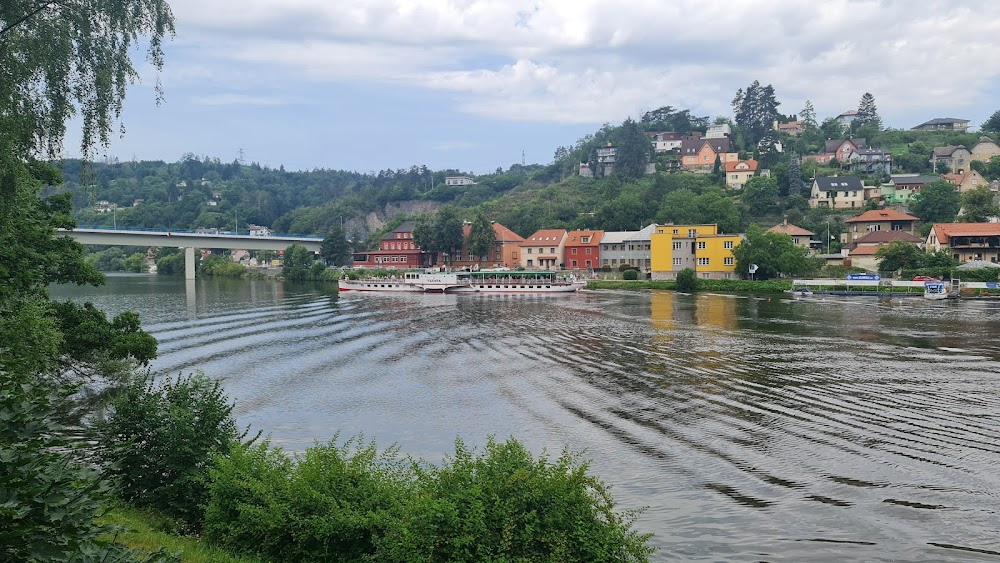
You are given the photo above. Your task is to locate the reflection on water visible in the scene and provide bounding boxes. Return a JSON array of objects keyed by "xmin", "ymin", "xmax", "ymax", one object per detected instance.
[{"xmin": 52, "ymin": 276, "xmax": 1000, "ymax": 561}]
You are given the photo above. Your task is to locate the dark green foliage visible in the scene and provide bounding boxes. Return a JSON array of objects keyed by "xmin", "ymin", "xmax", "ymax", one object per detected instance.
[
  {"xmin": 613, "ymin": 118, "xmax": 653, "ymax": 181},
  {"xmin": 640, "ymin": 106, "xmax": 708, "ymax": 134},
  {"xmin": 282, "ymin": 243, "xmax": 315, "ymax": 282},
  {"xmin": 675, "ymin": 268, "xmax": 697, "ymax": 292},
  {"xmin": 0, "ymin": 373, "xmax": 177, "ymax": 562},
  {"xmin": 983, "ymin": 110, "xmax": 1000, "ymax": 133},
  {"xmin": 875, "ymin": 241, "xmax": 925, "ymax": 273},
  {"xmin": 154, "ymin": 251, "xmax": 186, "ymax": 275},
  {"xmin": 466, "ymin": 210, "xmax": 495, "ymax": 264},
  {"xmin": 87, "ymin": 247, "xmax": 146, "ymax": 272},
  {"xmin": 50, "ymin": 303, "xmax": 157, "ymax": 367},
  {"xmin": 412, "ymin": 206, "xmax": 465, "ymax": 260},
  {"xmin": 200, "ymin": 255, "xmax": 246, "ymax": 277},
  {"xmin": 205, "ymin": 435, "xmax": 413, "ymax": 562},
  {"xmin": 732, "ymin": 225, "xmax": 819, "ymax": 280},
  {"xmin": 622, "ymin": 269, "xmax": 639, "ymax": 280},
  {"xmin": 910, "ymin": 181, "xmax": 960, "ymax": 223},
  {"xmin": 786, "ymin": 153, "xmax": 802, "ymax": 196},
  {"xmin": 320, "ymin": 227, "xmax": 352, "ymax": 266},
  {"xmin": 95, "ymin": 372, "xmax": 247, "ymax": 531},
  {"xmin": 378, "ymin": 437, "xmax": 654, "ymax": 562},
  {"xmin": 732, "ymin": 80, "xmax": 781, "ymax": 147},
  {"xmin": 618, "ymin": 263, "xmax": 637, "ymax": 272},
  {"xmin": 741, "ymin": 176, "xmax": 780, "ymax": 216},
  {"xmin": 959, "ymin": 186, "xmax": 1000, "ymax": 223}
]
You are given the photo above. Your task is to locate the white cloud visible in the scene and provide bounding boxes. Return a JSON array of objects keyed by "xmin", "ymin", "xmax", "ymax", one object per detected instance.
[{"xmin": 159, "ymin": 0, "xmax": 1000, "ymax": 127}]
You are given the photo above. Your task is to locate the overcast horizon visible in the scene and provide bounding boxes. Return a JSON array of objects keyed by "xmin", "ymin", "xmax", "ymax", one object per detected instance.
[{"xmin": 66, "ymin": 0, "xmax": 1000, "ymax": 174}]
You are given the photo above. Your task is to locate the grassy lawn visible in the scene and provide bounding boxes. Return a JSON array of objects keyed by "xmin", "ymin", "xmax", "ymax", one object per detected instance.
[{"xmin": 99, "ymin": 505, "xmax": 263, "ymax": 563}]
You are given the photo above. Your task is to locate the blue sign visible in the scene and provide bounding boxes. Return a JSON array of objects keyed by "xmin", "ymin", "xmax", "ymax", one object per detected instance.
[
  {"xmin": 987, "ymin": 282, "xmax": 998, "ymax": 289},
  {"xmin": 846, "ymin": 274, "xmax": 881, "ymax": 281}
]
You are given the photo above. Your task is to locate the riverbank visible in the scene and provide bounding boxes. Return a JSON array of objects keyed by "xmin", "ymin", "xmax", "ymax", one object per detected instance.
[{"xmin": 587, "ymin": 278, "xmax": 793, "ymax": 292}]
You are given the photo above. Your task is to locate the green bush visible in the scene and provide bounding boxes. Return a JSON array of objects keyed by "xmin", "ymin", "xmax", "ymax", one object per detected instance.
[
  {"xmin": 205, "ymin": 435, "xmax": 413, "ymax": 562},
  {"xmin": 95, "ymin": 372, "xmax": 251, "ymax": 531},
  {"xmin": 0, "ymin": 373, "xmax": 175, "ymax": 562},
  {"xmin": 675, "ymin": 268, "xmax": 697, "ymax": 292},
  {"xmin": 378, "ymin": 437, "xmax": 654, "ymax": 562},
  {"xmin": 622, "ymin": 269, "xmax": 639, "ymax": 280},
  {"xmin": 618, "ymin": 263, "xmax": 636, "ymax": 272},
  {"xmin": 201, "ymin": 255, "xmax": 246, "ymax": 277}
]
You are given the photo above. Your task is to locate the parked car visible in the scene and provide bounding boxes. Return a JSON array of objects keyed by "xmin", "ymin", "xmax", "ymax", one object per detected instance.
[{"xmin": 913, "ymin": 275, "xmax": 939, "ymax": 282}]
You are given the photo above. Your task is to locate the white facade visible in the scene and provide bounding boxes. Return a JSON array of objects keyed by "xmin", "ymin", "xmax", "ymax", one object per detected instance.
[
  {"xmin": 445, "ymin": 176, "xmax": 476, "ymax": 186},
  {"xmin": 706, "ymin": 123, "xmax": 732, "ymax": 138}
]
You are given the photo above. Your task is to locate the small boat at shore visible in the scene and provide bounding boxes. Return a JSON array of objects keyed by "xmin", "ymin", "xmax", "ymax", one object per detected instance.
[
  {"xmin": 789, "ymin": 287, "xmax": 813, "ymax": 297},
  {"xmin": 923, "ymin": 281, "xmax": 949, "ymax": 300},
  {"xmin": 338, "ymin": 270, "xmax": 586, "ymax": 294}
]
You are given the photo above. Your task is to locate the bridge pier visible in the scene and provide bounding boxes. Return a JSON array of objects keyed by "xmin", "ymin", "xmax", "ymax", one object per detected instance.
[{"xmin": 185, "ymin": 247, "xmax": 196, "ymax": 280}]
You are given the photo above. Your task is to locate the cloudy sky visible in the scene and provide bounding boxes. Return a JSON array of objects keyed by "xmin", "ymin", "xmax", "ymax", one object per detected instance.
[{"xmin": 84, "ymin": 0, "xmax": 1000, "ymax": 173}]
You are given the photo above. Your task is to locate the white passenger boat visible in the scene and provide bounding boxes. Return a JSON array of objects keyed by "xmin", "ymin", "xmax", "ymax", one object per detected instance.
[{"xmin": 338, "ymin": 270, "xmax": 586, "ymax": 294}]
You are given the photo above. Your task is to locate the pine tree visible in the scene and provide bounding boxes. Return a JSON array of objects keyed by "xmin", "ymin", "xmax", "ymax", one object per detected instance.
[
  {"xmin": 787, "ymin": 153, "xmax": 802, "ymax": 196},
  {"xmin": 613, "ymin": 118, "xmax": 652, "ymax": 180},
  {"xmin": 732, "ymin": 80, "xmax": 781, "ymax": 148},
  {"xmin": 799, "ymin": 100, "xmax": 818, "ymax": 129},
  {"xmin": 856, "ymin": 93, "xmax": 881, "ymax": 128}
]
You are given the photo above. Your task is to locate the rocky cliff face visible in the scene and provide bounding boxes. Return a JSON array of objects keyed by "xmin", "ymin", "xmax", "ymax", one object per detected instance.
[{"xmin": 348, "ymin": 200, "xmax": 443, "ymax": 239}]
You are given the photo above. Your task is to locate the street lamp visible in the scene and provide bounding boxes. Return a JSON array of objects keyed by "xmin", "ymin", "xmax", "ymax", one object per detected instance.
[
  {"xmin": 826, "ymin": 221, "xmax": 830, "ymax": 254},
  {"xmin": 112, "ymin": 204, "xmax": 117, "ymax": 230}
]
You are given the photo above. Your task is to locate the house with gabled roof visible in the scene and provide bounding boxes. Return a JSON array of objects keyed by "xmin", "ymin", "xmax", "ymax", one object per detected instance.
[
  {"xmin": 724, "ymin": 160, "xmax": 758, "ymax": 189},
  {"xmin": 943, "ymin": 170, "xmax": 988, "ymax": 193},
  {"xmin": 520, "ymin": 229, "xmax": 568, "ymax": 270},
  {"xmin": 648, "ymin": 131, "xmax": 684, "ymax": 153},
  {"xmin": 847, "ymin": 148, "xmax": 892, "ymax": 175},
  {"xmin": 450, "ymin": 221, "xmax": 525, "ymax": 271},
  {"xmin": 971, "ymin": 136, "xmax": 1000, "ymax": 163},
  {"xmin": 842, "ymin": 209, "xmax": 919, "ymax": 244},
  {"xmin": 351, "ymin": 221, "xmax": 426, "ymax": 268},
  {"xmin": 926, "ymin": 223, "xmax": 1000, "ymax": 263},
  {"xmin": 768, "ymin": 219, "xmax": 814, "ymax": 249},
  {"xmin": 801, "ymin": 138, "xmax": 867, "ymax": 166},
  {"xmin": 932, "ymin": 145, "xmax": 972, "ymax": 174},
  {"xmin": 809, "ymin": 176, "xmax": 866, "ymax": 209},
  {"xmin": 913, "ymin": 117, "xmax": 971, "ymax": 132},
  {"xmin": 680, "ymin": 137, "xmax": 738, "ymax": 169},
  {"xmin": 563, "ymin": 230, "xmax": 604, "ymax": 271}
]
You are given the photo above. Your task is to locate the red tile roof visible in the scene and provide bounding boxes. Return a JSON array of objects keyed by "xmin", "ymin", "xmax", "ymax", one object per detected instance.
[
  {"xmin": 933, "ymin": 223, "xmax": 1000, "ymax": 243},
  {"xmin": 521, "ymin": 229, "xmax": 567, "ymax": 246},
  {"xmin": 565, "ymin": 230, "xmax": 604, "ymax": 246},
  {"xmin": 851, "ymin": 230, "xmax": 922, "ymax": 245},
  {"xmin": 724, "ymin": 159, "xmax": 759, "ymax": 173},
  {"xmin": 845, "ymin": 209, "xmax": 919, "ymax": 223},
  {"xmin": 768, "ymin": 221, "xmax": 814, "ymax": 236}
]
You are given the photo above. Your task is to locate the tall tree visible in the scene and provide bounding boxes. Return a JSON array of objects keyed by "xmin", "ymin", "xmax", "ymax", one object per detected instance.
[
  {"xmin": 741, "ymin": 176, "xmax": 780, "ymax": 216},
  {"xmin": 983, "ymin": 109, "xmax": 1000, "ymax": 133},
  {"xmin": 732, "ymin": 224, "xmax": 816, "ymax": 280},
  {"xmin": 732, "ymin": 80, "xmax": 781, "ymax": 148},
  {"xmin": 466, "ymin": 211, "xmax": 495, "ymax": 265},
  {"xmin": 959, "ymin": 186, "xmax": 1000, "ymax": 223},
  {"xmin": 875, "ymin": 241, "xmax": 925, "ymax": 273},
  {"xmin": 910, "ymin": 181, "xmax": 960, "ymax": 224},
  {"xmin": 855, "ymin": 92, "xmax": 881, "ymax": 128},
  {"xmin": 799, "ymin": 100, "xmax": 818, "ymax": 129},
  {"xmin": 320, "ymin": 227, "xmax": 351, "ymax": 266},
  {"xmin": 436, "ymin": 206, "xmax": 465, "ymax": 261},
  {"xmin": 787, "ymin": 153, "xmax": 802, "ymax": 196},
  {"xmin": 613, "ymin": 118, "xmax": 652, "ymax": 180}
]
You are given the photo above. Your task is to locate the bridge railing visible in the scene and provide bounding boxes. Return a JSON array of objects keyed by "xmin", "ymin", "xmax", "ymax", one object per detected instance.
[{"xmin": 72, "ymin": 225, "xmax": 324, "ymax": 240}]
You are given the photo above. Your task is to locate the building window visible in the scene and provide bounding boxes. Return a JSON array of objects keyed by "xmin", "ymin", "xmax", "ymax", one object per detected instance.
[
  {"xmin": 571, "ymin": 248, "xmax": 577, "ymax": 255},
  {"xmin": 724, "ymin": 257, "xmax": 734, "ymax": 266},
  {"xmin": 603, "ymin": 259, "xmax": 609, "ymax": 265},
  {"xmin": 401, "ymin": 256, "xmax": 407, "ymax": 263},
  {"xmin": 550, "ymin": 247, "xmax": 555, "ymax": 253},
  {"xmin": 702, "ymin": 272, "xmax": 711, "ymax": 279},
  {"xmin": 673, "ymin": 242, "xmax": 683, "ymax": 250},
  {"xmin": 571, "ymin": 260, "xmax": 578, "ymax": 267},
  {"xmin": 673, "ymin": 229, "xmax": 679, "ymax": 235},
  {"xmin": 698, "ymin": 257, "xmax": 710, "ymax": 266},
  {"xmin": 688, "ymin": 229, "xmax": 696, "ymax": 237},
  {"xmin": 724, "ymin": 241, "xmax": 733, "ymax": 249},
  {"xmin": 527, "ymin": 248, "xmax": 532, "ymax": 254},
  {"xmin": 673, "ymin": 258, "xmax": 682, "ymax": 266},
  {"xmin": 697, "ymin": 241, "xmax": 707, "ymax": 250},
  {"xmin": 586, "ymin": 248, "xmax": 592, "ymax": 254},
  {"xmin": 527, "ymin": 259, "xmax": 533, "ymax": 267}
]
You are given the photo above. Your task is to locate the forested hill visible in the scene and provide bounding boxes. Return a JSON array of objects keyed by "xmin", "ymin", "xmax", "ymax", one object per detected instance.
[{"xmin": 54, "ymin": 104, "xmax": 1000, "ymax": 250}]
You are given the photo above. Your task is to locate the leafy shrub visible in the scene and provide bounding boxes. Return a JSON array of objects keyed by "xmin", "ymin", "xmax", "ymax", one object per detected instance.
[
  {"xmin": 95, "ymin": 372, "xmax": 251, "ymax": 531},
  {"xmin": 676, "ymin": 268, "xmax": 697, "ymax": 292},
  {"xmin": 618, "ymin": 263, "xmax": 636, "ymax": 272},
  {"xmin": 200, "ymin": 255, "xmax": 246, "ymax": 277},
  {"xmin": 205, "ymin": 435, "xmax": 413, "ymax": 562},
  {"xmin": 378, "ymin": 437, "xmax": 654, "ymax": 562},
  {"xmin": 622, "ymin": 269, "xmax": 639, "ymax": 280},
  {"xmin": 0, "ymin": 373, "xmax": 175, "ymax": 562}
]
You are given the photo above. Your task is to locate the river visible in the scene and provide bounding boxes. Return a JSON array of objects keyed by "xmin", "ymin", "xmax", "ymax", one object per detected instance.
[{"xmin": 52, "ymin": 274, "xmax": 1000, "ymax": 561}]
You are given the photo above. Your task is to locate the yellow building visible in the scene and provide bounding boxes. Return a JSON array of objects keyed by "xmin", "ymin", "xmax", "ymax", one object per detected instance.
[{"xmin": 650, "ymin": 224, "xmax": 742, "ymax": 280}]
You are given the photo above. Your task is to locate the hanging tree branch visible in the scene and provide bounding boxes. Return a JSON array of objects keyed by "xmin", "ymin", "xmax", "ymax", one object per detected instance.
[{"xmin": 0, "ymin": 0, "xmax": 66, "ymax": 38}]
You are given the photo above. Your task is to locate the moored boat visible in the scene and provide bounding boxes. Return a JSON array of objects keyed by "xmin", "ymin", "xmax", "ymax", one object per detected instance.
[
  {"xmin": 923, "ymin": 281, "xmax": 949, "ymax": 300},
  {"xmin": 338, "ymin": 270, "xmax": 586, "ymax": 294}
]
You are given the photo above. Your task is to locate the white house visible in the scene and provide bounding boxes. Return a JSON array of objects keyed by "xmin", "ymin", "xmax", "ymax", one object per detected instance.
[
  {"xmin": 445, "ymin": 176, "xmax": 476, "ymax": 186},
  {"xmin": 248, "ymin": 224, "xmax": 272, "ymax": 236}
]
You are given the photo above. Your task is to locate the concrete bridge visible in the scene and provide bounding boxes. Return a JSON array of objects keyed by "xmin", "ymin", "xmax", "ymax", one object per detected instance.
[{"xmin": 61, "ymin": 227, "xmax": 323, "ymax": 279}]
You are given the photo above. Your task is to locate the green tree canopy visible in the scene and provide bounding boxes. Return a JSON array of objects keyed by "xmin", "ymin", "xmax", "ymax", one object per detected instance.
[
  {"xmin": 982, "ymin": 109, "xmax": 1000, "ymax": 133},
  {"xmin": 875, "ymin": 241, "xmax": 924, "ymax": 273},
  {"xmin": 741, "ymin": 176, "xmax": 780, "ymax": 216},
  {"xmin": 320, "ymin": 227, "xmax": 352, "ymax": 266},
  {"xmin": 732, "ymin": 80, "xmax": 781, "ymax": 147},
  {"xmin": 959, "ymin": 186, "xmax": 1000, "ymax": 223},
  {"xmin": 732, "ymin": 224, "xmax": 816, "ymax": 279},
  {"xmin": 282, "ymin": 243, "xmax": 315, "ymax": 282},
  {"xmin": 910, "ymin": 181, "xmax": 960, "ymax": 224},
  {"xmin": 466, "ymin": 210, "xmax": 495, "ymax": 264}
]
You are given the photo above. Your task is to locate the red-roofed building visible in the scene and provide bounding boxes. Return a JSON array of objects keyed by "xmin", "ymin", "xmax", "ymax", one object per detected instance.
[
  {"xmin": 844, "ymin": 230, "xmax": 924, "ymax": 271},
  {"xmin": 767, "ymin": 219, "xmax": 814, "ymax": 248},
  {"xmin": 926, "ymin": 223, "xmax": 1000, "ymax": 263},
  {"xmin": 842, "ymin": 209, "xmax": 919, "ymax": 244},
  {"xmin": 520, "ymin": 229, "xmax": 568, "ymax": 270},
  {"xmin": 450, "ymin": 221, "xmax": 525, "ymax": 271},
  {"xmin": 563, "ymin": 230, "xmax": 604, "ymax": 270},
  {"xmin": 724, "ymin": 160, "xmax": 758, "ymax": 189}
]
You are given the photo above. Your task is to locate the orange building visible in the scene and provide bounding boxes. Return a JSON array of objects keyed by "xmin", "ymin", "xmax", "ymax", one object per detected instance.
[
  {"xmin": 450, "ymin": 221, "xmax": 525, "ymax": 270},
  {"xmin": 563, "ymin": 229, "xmax": 604, "ymax": 271}
]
